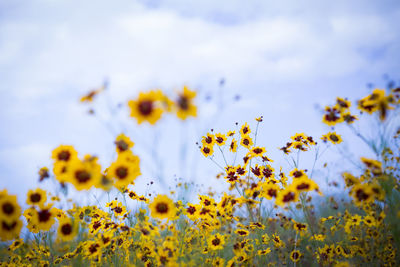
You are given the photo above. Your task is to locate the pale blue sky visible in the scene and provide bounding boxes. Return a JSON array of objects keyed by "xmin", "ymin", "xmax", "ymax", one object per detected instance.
[{"xmin": 0, "ymin": 0, "xmax": 399, "ymax": 202}]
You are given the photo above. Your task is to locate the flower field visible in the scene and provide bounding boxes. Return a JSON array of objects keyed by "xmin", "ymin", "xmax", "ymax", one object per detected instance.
[{"xmin": 1, "ymin": 85, "xmax": 400, "ymax": 266}]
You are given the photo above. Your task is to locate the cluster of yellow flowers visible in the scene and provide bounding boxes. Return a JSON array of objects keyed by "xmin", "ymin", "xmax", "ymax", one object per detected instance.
[
  {"xmin": 1, "ymin": 87, "xmax": 400, "ymax": 266},
  {"xmin": 51, "ymin": 133, "xmax": 140, "ymax": 191},
  {"xmin": 128, "ymin": 86, "xmax": 197, "ymax": 124}
]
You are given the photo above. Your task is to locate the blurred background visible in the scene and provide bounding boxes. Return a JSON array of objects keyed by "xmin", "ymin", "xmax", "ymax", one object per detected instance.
[{"xmin": 0, "ymin": 0, "xmax": 399, "ymax": 202}]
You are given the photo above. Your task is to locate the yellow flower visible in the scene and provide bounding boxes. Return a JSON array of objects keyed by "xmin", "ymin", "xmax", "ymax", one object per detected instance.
[
  {"xmin": 0, "ymin": 218, "xmax": 23, "ymax": 241},
  {"xmin": 175, "ymin": 85, "xmax": 197, "ymax": 120},
  {"xmin": 26, "ymin": 188, "xmax": 47, "ymax": 208},
  {"xmin": 32, "ymin": 204, "xmax": 56, "ymax": 232},
  {"xmin": 240, "ymin": 134, "xmax": 253, "ymax": 149},
  {"xmin": 67, "ymin": 157, "xmax": 102, "ymax": 190},
  {"xmin": 291, "ymin": 177, "xmax": 320, "ymax": 194},
  {"xmin": 351, "ymin": 183, "xmax": 374, "ymax": 206},
  {"xmin": 200, "ymin": 145, "xmax": 214, "ymax": 157},
  {"xmin": 321, "ymin": 131, "xmax": 342, "ymax": 144},
  {"xmin": 240, "ymin": 123, "xmax": 251, "ymax": 136},
  {"xmin": 229, "ymin": 139, "xmax": 238, "ymax": 152},
  {"xmin": 260, "ymin": 182, "xmax": 280, "ymax": 200},
  {"xmin": 0, "ymin": 194, "xmax": 21, "ymax": 223},
  {"xmin": 149, "ymin": 195, "xmax": 176, "ymax": 220},
  {"xmin": 107, "ymin": 152, "xmax": 141, "ymax": 188},
  {"xmin": 57, "ymin": 217, "xmax": 78, "ymax": 242},
  {"xmin": 275, "ymin": 187, "xmax": 299, "ymax": 206},
  {"xmin": 208, "ymin": 233, "xmax": 225, "ymax": 250},
  {"xmin": 128, "ymin": 90, "xmax": 164, "ymax": 125},
  {"xmin": 322, "ymin": 106, "xmax": 344, "ymax": 126},
  {"xmin": 290, "ymin": 250, "xmax": 302, "ymax": 263},
  {"xmin": 51, "ymin": 145, "xmax": 78, "ymax": 163},
  {"xmin": 214, "ymin": 133, "xmax": 227, "ymax": 146},
  {"xmin": 114, "ymin": 133, "xmax": 134, "ymax": 153}
]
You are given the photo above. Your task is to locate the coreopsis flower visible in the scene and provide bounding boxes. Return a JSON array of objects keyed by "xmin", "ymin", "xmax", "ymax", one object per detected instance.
[
  {"xmin": 240, "ymin": 135, "xmax": 253, "ymax": 149},
  {"xmin": 26, "ymin": 188, "xmax": 47, "ymax": 208},
  {"xmin": 275, "ymin": 187, "xmax": 299, "ymax": 206},
  {"xmin": 0, "ymin": 194, "xmax": 21, "ymax": 223},
  {"xmin": 31, "ymin": 204, "xmax": 56, "ymax": 232},
  {"xmin": 289, "ymin": 168, "xmax": 307, "ymax": 179},
  {"xmin": 51, "ymin": 145, "xmax": 78, "ymax": 163},
  {"xmin": 322, "ymin": 106, "xmax": 344, "ymax": 126},
  {"xmin": 200, "ymin": 145, "xmax": 214, "ymax": 157},
  {"xmin": 149, "ymin": 194, "xmax": 176, "ymax": 220},
  {"xmin": 208, "ymin": 233, "xmax": 226, "ymax": 250},
  {"xmin": 214, "ymin": 133, "xmax": 227, "ymax": 146},
  {"xmin": 358, "ymin": 89, "xmax": 395, "ymax": 120},
  {"xmin": 80, "ymin": 83, "xmax": 106, "ymax": 103},
  {"xmin": 351, "ymin": 183, "xmax": 374, "ymax": 206},
  {"xmin": 57, "ymin": 216, "xmax": 78, "ymax": 242},
  {"xmin": 175, "ymin": 86, "xmax": 197, "ymax": 120},
  {"xmin": 0, "ymin": 218, "xmax": 23, "ymax": 241},
  {"xmin": 291, "ymin": 177, "xmax": 320, "ymax": 194},
  {"xmin": 128, "ymin": 90, "xmax": 164, "ymax": 125},
  {"xmin": 229, "ymin": 139, "xmax": 238, "ymax": 152},
  {"xmin": 67, "ymin": 157, "xmax": 102, "ymax": 190},
  {"xmin": 321, "ymin": 132, "xmax": 343, "ymax": 144},
  {"xmin": 114, "ymin": 133, "xmax": 134, "ymax": 153},
  {"xmin": 290, "ymin": 250, "xmax": 302, "ymax": 263},
  {"xmin": 107, "ymin": 152, "xmax": 141, "ymax": 188}
]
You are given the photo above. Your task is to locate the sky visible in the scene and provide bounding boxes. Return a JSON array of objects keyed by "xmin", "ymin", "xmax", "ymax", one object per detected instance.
[{"xmin": 0, "ymin": 0, "xmax": 399, "ymax": 203}]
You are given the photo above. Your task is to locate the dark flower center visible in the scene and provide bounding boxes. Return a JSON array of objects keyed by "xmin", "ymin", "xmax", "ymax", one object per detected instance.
[
  {"xmin": 356, "ymin": 189, "xmax": 370, "ymax": 201},
  {"xmin": 2, "ymin": 202, "xmax": 14, "ymax": 215},
  {"xmin": 212, "ymin": 237, "xmax": 221, "ymax": 246},
  {"xmin": 138, "ymin": 100, "xmax": 153, "ymax": 116},
  {"xmin": 116, "ymin": 167, "xmax": 128, "ymax": 179},
  {"xmin": 61, "ymin": 223, "xmax": 72, "ymax": 235},
  {"xmin": 156, "ymin": 203, "xmax": 168, "ymax": 214},
  {"xmin": 178, "ymin": 96, "xmax": 189, "ymax": 110},
  {"xmin": 38, "ymin": 209, "xmax": 51, "ymax": 222},
  {"xmin": 296, "ymin": 183, "xmax": 310, "ymax": 190},
  {"xmin": 2, "ymin": 220, "xmax": 17, "ymax": 231},
  {"xmin": 30, "ymin": 193, "xmax": 41, "ymax": 203},
  {"xmin": 329, "ymin": 134, "xmax": 339, "ymax": 142},
  {"xmin": 283, "ymin": 192, "xmax": 295, "ymax": 202},
  {"xmin": 115, "ymin": 140, "xmax": 129, "ymax": 152},
  {"xmin": 58, "ymin": 150, "xmax": 71, "ymax": 161},
  {"xmin": 75, "ymin": 170, "xmax": 91, "ymax": 183}
]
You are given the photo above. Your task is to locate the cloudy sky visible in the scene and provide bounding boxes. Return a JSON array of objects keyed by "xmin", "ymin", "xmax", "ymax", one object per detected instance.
[{"xmin": 1, "ymin": 0, "xmax": 399, "ymax": 202}]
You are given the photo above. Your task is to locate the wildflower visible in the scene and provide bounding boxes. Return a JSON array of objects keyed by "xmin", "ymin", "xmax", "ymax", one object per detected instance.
[
  {"xmin": 360, "ymin": 157, "xmax": 382, "ymax": 176},
  {"xmin": 38, "ymin": 167, "xmax": 49, "ymax": 182},
  {"xmin": 289, "ymin": 168, "xmax": 307, "ymax": 179},
  {"xmin": 67, "ymin": 157, "xmax": 102, "ymax": 190},
  {"xmin": 107, "ymin": 153, "xmax": 141, "ymax": 188},
  {"xmin": 51, "ymin": 145, "xmax": 78, "ymax": 163},
  {"xmin": 260, "ymin": 182, "xmax": 280, "ymax": 200},
  {"xmin": 235, "ymin": 229, "xmax": 249, "ymax": 237},
  {"xmin": 0, "ymin": 218, "xmax": 23, "ymax": 241},
  {"xmin": 128, "ymin": 90, "xmax": 164, "ymax": 125},
  {"xmin": 291, "ymin": 177, "xmax": 320, "ymax": 194},
  {"xmin": 57, "ymin": 217, "xmax": 78, "ymax": 242},
  {"xmin": 321, "ymin": 132, "xmax": 342, "ymax": 144},
  {"xmin": 80, "ymin": 83, "xmax": 106, "ymax": 102},
  {"xmin": 0, "ymin": 194, "xmax": 21, "ymax": 223},
  {"xmin": 229, "ymin": 139, "xmax": 238, "ymax": 152},
  {"xmin": 149, "ymin": 194, "xmax": 176, "ymax": 220},
  {"xmin": 240, "ymin": 135, "xmax": 253, "ymax": 149},
  {"xmin": 32, "ymin": 204, "xmax": 56, "ymax": 232},
  {"xmin": 208, "ymin": 233, "xmax": 225, "ymax": 250},
  {"xmin": 290, "ymin": 250, "xmax": 302, "ymax": 263},
  {"xmin": 175, "ymin": 86, "xmax": 197, "ymax": 120},
  {"xmin": 26, "ymin": 188, "xmax": 47, "ymax": 208},
  {"xmin": 258, "ymin": 248, "xmax": 271, "ymax": 255},
  {"xmin": 114, "ymin": 133, "xmax": 134, "ymax": 153},
  {"xmin": 322, "ymin": 106, "xmax": 344, "ymax": 126},
  {"xmin": 358, "ymin": 89, "xmax": 395, "ymax": 120},
  {"xmin": 215, "ymin": 133, "xmax": 227, "ymax": 146},
  {"xmin": 250, "ymin": 146, "xmax": 266, "ymax": 157},
  {"xmin": 351, "ymin": 183, "xmax": 374, "ymax": 206},
  {"xmin": 262, "ymin": 165, "xmax": 274, "ymax": 179},
  {"xmin": 240, "ymin": 123, "xmax": 251, "ymax": 136},
  {"xmin": 271, "ymin": 234, "xmax": 285, "ymax": 248},
  {"xmin": 200, "ymin": 145, "xmax": 214, "ymax": 157},
  {"xmin": 275, "ymin": 187, "xmax": 299, "ymax": 206}
]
